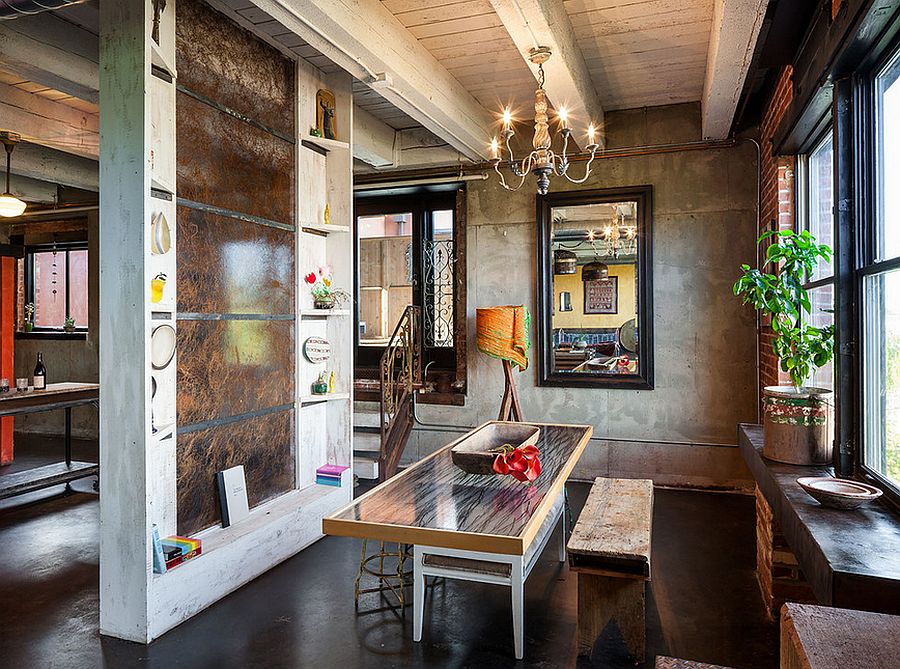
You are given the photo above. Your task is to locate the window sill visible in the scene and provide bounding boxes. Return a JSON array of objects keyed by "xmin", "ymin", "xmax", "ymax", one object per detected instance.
[{"xmin": 15, "ymin": 331, "xmax": 88, "ymax": 341}]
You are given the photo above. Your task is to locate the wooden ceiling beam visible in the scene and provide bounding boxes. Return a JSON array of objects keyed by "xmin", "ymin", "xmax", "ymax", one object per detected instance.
[
  {"xmin": 246, "ymin": 0, "xmax": 495, "ymax": 160},
  {"xmin": 0, "ymin": 14, "xmax": 99, "ymax": 104},
  {"xmin": 489, "ymin": 0, "xmax": 606, "ymax": 148},
  {"xmin": 701, "ymin": 0, "xmax": 770, "ymax": 140},
  {"xmin": 0, "ymin": 81, "xmax": 99, "ymax": 160}
]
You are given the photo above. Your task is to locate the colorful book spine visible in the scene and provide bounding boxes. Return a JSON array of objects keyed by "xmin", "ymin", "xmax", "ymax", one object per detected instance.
[
  {"xmin": 316, "ymin": 475, "xmax": 342, "ymax": 487},
  {"xmin": 160, "ymin": 535, "xmax": 203, "ymax": 570},
  {"xmin": 151, "ymin": 525, "xmax": 167, "ymax": 574}
]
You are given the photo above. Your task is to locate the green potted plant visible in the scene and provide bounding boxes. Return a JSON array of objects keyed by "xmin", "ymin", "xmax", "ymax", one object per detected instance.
[
  {"xmin": 733, "ymin": 229, "xmax": 835, "ymax": 465},
  {"xmin": 24, "ymin": 302, "xmax": 34, "ymax": 332},
  {"xmin": 63, "ymin": 316, "xmax": 76, "ymax": 333}
]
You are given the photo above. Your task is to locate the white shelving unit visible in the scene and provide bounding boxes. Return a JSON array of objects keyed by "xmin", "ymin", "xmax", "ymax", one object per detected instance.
[{"xmin": 295, "ymin": 59, "xmax": 355, "ymax": 495}]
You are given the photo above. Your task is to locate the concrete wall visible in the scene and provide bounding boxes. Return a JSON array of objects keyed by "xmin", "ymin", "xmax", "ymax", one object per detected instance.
[
  {"xmin": 407, "ymin": 103, "xmax": 758, "ymax": 491},
  {"xmin": 13, "ymin": 212, "xmax": 99, "ymax": 439}
]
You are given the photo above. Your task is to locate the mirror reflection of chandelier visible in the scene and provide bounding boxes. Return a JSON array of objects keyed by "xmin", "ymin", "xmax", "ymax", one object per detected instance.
[
  {"xmin": 489, "ymin": 47, "xmax": 600, "ymax": 196},
  {"xmin": 590, "ymin": 211, "xmax": 637, "ymax": 259}
]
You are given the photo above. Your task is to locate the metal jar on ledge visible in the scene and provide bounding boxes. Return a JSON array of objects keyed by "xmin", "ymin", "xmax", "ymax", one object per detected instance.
[{"xmin": 761, "ymin": 386, "xmax": 832, "ymax": 465}]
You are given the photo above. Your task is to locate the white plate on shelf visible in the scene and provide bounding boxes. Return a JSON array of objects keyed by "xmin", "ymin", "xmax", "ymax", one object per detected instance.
[
  {"xmin": 151, "ymin": 324, "xmax": 176, "ymax": 370},
  {"xmin": 796, "ymin": 476, "xmax": 882, "ymax": 510}
]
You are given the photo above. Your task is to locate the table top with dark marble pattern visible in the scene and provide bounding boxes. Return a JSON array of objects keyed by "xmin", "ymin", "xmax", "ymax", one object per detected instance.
[{"xmin": 323, "ymin": 421, "xmax": 592, "ymax": 555}]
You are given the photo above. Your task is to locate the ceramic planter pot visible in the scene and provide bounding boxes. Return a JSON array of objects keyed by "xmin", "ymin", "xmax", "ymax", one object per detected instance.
[
  {"xmin": 314, "ymin": 295, "xmax": 335, "ymax": 309},
  {"xmin": 762, "ymin": 386, "xmax": 832, "ymax": 465}
]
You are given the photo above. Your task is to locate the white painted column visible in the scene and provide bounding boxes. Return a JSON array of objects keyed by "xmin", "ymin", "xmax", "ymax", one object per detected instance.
[{"xmin": 98, "ymin": 0, "xmax": 153, "ymax": 642}]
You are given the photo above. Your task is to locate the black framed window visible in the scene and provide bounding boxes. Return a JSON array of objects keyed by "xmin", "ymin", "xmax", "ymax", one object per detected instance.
[
  {"xmin": 861, "ymin": 43, "xmax": 900, "ymax": 493},
  {"xmin": 24, "ymin": 243, "xmax": 89, "ymax": 332}
]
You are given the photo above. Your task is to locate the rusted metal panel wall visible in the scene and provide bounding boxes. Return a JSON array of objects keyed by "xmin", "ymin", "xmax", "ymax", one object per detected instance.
[{"xmin": 175, "ymin": 0, "xmax": 296, "ymax": 535}]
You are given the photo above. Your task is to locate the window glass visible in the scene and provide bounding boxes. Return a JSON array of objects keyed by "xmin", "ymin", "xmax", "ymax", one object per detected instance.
[
  {"xmin": 807, "ymin": 134, "xmax": 834, "ymax": 280},
  {"xmin": 28, "ymin": 248, "xmax": 88, "ymax": 331},
  {"xmin": 807, "ymin": 283, "xmax": 834, "ymax": 391},
  {"xmin": 357, "ymin": 213, "xmax": 413, "ymax": 346},
  {"xmin": 876, "ymin": 49, "xmax": 900, "ymax": 261},
  {"xmin": 863, "ymin": 268, "xmax": 900, "ymax": 488},
  {"xmin": 33, "ymin": 251, "xmax": 68, "ymax": 328}
]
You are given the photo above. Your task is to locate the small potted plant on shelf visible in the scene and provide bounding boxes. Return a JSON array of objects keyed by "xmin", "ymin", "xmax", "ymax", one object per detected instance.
[
  {"xmin": 733, "ymin": 229, "xmax": 835, "ymax": 465},
  {"xmin": 305, "ymin": 266, "xmax": 349, "ymax": 309},
  {"xmin": 63, "ymin": 317, "xmax": 76, "ymax": 333},
  {"xmin": 24, "ymin": 302, "xmax": 34, "ymax": 332}
]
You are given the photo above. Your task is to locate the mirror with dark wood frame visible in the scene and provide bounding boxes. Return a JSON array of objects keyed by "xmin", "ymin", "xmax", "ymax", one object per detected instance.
[{"xmin": 537, "ymin": 186, "xmax": 654, "ymax": 388}]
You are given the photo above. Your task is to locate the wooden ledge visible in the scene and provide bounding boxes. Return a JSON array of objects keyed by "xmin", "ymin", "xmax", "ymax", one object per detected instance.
[{"xmin": 738, "ymin": 424, "xmax": 900, "ymax": 614}]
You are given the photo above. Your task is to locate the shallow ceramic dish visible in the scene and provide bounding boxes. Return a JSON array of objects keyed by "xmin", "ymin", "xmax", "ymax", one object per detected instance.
[
  {"xmin": 150, "ymin": 212, "xmax": 171, "ymax": 255},
  {"xmin": 150, "ymin": 324, "xmax": 177, "ymax": 370},
  {"xmin": 797, "ymin": 476, "xmax": 882, "ymax": 510},
  {"xmin": 450, "ymin": 422, "xmax": 540, "ymax": 475}
]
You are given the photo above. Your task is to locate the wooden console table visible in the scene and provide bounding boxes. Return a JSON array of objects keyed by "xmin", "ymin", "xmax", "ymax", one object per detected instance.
[
  {"xmin": 739, "ymin": 424, "xmax": 900, "ymax": 615},
  {"xmin": 0, "ymin": 382, "xmax": 100, "ymax": 499}
]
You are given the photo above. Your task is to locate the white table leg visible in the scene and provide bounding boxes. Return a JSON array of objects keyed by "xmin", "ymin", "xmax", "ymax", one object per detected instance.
[
  {"xmin": 558, "ymin": 511, "xmax": 566, "ymax": 562},
  {"xmin": 413, "ymin": 546, "xmax": 425, "ymax": 642},
  {"xmin": 511, "ymin": 556, "xmax": 525, "ymax": 660}
]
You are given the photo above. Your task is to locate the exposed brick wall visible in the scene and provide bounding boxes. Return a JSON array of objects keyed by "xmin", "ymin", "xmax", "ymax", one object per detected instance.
[
  {"xmin": 755, "ymin": 488, "xmax": 816, "ymax": 618},
  {"xmin": 758, "ymin": 66, "xmax": 796, "ymax": 392}
]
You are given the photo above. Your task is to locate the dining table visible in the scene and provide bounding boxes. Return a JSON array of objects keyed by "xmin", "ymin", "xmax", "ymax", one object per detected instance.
[{"xmin": 323, "ymin": 420, "xmax": 593, "ymax": 659}]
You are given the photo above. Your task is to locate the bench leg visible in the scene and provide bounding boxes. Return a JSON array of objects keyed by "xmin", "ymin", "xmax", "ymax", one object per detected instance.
[
  {"xmin": 413, "ymin": 547, "xmax": 425, "ymax": 642},
  {"xmin": 577, "ymin": 573, "xmax": 645, "ymax": 663},
  {"xmin": 511, "ymin": 557, "xmax": 525, "ymax": 660}
]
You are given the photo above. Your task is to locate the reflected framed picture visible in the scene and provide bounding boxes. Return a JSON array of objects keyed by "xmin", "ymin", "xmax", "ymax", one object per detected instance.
[{"xmin": 584, "ymin": 277, "xmax": 618, "ymax": 314}]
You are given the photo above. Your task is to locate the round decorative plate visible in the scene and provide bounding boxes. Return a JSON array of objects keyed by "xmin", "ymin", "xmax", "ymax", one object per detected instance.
[
  {"xmin": 618, "ymin": 318, "xmax": 638, "ymax": 353},
  {"xmin": 150, "ymin": 324, "xmax": 177, "ymax": 370},
  {"xmin": 150, "ymin": 212, "xmax": 171, "ymax": 255},
  {"xmin": 303, "ymin": 336, "xmax": 331, "ymax": 363},
  {"xmin": 796, "ymin": 476, "xmax": 882, "ymax": 510}
]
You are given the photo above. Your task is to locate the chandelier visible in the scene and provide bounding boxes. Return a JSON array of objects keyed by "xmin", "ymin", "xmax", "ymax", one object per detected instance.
[
  {"xmin": 589, "ymin": 212, "xmax": 637, "ymax": 259},
  {"xmin": 489, "ymin": 47, "xmax": 600, "ymax": 196}
]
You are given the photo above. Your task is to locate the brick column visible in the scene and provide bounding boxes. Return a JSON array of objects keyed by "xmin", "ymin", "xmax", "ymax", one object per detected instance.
[{"xmin": 755, "ymin": 488, "xmax": 816, "ymax": 618}]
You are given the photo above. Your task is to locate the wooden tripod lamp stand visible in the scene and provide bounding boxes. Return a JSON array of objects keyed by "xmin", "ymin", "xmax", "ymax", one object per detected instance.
[{"xmin": 476, "ymin": 306, "xmax": 530, "ymax": 422}]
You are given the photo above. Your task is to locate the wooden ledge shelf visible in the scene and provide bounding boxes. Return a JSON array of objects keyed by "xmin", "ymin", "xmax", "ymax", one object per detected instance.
[
  {"xmin": 300, "ymin": 309, "xmax": 350, "ymax": 318},
  {"xmin": 300, "ymin": 392, "xmax": 350, "ymax": 404},
  {"xmin": 738, "ymin": 424, "xmax": 900, "ymax": 614},
  {"xmin": 301, "ymin": 135, "xmax": 349, "ymax": 154},
  {"xmin": 301, "ymin": 223, "xmax": 351, "ymax": 235}
]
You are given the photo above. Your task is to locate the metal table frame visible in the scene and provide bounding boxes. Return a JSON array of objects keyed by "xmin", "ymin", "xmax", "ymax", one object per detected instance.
[{"xmin": 0, "ymin": 383, "xmax": 100, "ymax": 499}]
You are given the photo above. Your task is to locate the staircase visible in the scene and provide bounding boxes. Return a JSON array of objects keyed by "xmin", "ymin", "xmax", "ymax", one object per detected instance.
[{"xmin": 353, "ymin": 305, "xmax": 422, "ymax": 482}]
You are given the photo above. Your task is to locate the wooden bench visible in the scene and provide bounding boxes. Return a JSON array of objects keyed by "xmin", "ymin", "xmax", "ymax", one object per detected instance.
[
  {"xmin": 567, "ymin": 477, "xmax": 653, "ymax": 662},
  {"xmin": 780, "ymin": 602, "xmax": 900, "ymax": 669}
]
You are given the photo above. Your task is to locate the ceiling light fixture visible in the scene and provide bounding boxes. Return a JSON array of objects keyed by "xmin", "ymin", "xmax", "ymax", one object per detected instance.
[
  {"xmin": 489, "ymin": 47, "xmax": 600, "ymax": 196},
  {"xmin": 0, "ymin": 132, "xmax": 26, "ymax": 218}
]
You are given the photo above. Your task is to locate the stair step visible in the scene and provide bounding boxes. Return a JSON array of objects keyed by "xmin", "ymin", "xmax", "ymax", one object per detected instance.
[
  {"xmin": 353, "ymin": 410, "xmax": 382, "ymax": 429},
  {"xmin": 353, "ymin": 431, "xmax": 381, "ymax": 453},
  {"xmin": 353, "ymin": 454, "xmax": 379, "ymax": 480}
]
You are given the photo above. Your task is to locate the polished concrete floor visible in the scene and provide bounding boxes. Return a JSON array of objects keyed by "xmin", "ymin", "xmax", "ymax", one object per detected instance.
[{"xmin": 0, "ymin": 434, "xmax": 778, "ymax": 669}]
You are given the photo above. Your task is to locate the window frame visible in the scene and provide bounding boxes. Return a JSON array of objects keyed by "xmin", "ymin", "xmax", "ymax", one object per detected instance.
[
  {"xmin": 24, "ymin": 242, "xmax": 89, "ymax": 333},
  {"xmin": 352, "ymin": 184, "xmax": 467, "ymax": 397},
  {"xmin": 856, "ymin": 33, "xmax": 900, "ymax": 504}
]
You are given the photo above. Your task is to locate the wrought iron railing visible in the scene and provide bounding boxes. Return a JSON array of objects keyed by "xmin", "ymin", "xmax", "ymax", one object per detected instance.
[{"xmin": 379, "ymin": 305, "xmax": 422, "ymax": 475}]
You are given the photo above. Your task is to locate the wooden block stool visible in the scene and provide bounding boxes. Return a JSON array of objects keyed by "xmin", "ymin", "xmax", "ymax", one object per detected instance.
[
  {"xmin": 567, "ymin": 477, "xmax": 653, "ymax": 663},
  {"xmin": 656, "ymin": 657, "xmax": 735, "ymax": 669}
]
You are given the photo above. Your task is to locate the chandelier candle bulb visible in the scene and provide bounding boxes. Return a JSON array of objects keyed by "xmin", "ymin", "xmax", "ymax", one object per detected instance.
[
  {"xmin": 490, "ymin": 137, "xmax": 499, "ymax": 160},
  {"xmin": 588, "ymin": 123, "xmax": 596, "ymax": 145},
  {"xmin": 559, "ymin": 107, "xmax": 569, "ymax": 130},
  {"xmin": 502, "ymin": 108, "xmax": 512, "ymax": 131}
]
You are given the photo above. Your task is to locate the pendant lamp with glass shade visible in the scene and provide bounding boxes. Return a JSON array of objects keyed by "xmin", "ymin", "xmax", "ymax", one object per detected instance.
[{"xmin": 0, "ymin": 132, "xmax": 27, "ymax": 218}]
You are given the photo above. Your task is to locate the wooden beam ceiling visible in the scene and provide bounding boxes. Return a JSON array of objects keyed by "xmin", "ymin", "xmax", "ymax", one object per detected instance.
[
  {"xmin": 243, "ymin": 0, "xmax": 496, "ymax": 160},
  {"xmin": 702, "ymin": 0, "xmax": 770, "ymax": 139}
]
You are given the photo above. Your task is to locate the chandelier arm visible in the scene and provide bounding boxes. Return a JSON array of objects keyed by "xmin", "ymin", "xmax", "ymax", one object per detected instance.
[
  {"xmin": 562, "ymin": 148, "xmax": 599, "ymax": 185},
  {"xmin": 493, "ymin": 161, "xmax": 528, "ymax": 192}
]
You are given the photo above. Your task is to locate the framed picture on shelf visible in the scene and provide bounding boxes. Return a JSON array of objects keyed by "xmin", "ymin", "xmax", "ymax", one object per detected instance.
[{"xmin": 584, "ymin": 277, "xmax": 618, "ymax": 314}]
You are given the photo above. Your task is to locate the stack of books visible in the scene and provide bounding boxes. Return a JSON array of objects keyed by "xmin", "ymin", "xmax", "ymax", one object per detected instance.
[
  {"xmin": 316, "ymin": 464, "xmax": 349, "ymax": 487},
  {"xmin": 153, "ymin": 531, "xmax": 203, "ymax": 573}
]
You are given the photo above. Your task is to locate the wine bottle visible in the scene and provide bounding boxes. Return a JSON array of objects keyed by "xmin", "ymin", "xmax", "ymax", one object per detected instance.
[{"xmin": 33, "ymin": 352, "xmax": 46, "ymax": 390}]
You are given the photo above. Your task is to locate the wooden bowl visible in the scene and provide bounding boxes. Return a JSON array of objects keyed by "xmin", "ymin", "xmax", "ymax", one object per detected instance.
[
  {"xmin": 450, "ymin": 422, "xmax": 541, "ymax": 475},
  {"xmin": 797, "ymin": 476, "xmax": 882, "ymax": 510}
]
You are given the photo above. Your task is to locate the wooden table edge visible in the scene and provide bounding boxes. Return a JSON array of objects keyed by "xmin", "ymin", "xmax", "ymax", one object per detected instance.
[{"xmin": 323, "ymin": 421, "xmax": 593, "ymax": 556}]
